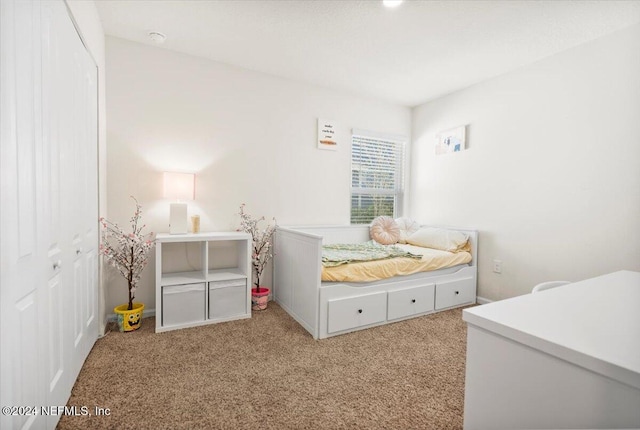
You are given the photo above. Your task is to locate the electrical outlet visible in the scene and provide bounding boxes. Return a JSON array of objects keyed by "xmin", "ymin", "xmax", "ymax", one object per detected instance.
[{"xmin": 493, "ymin": 259, "xmax": 502, "ymax": 274}]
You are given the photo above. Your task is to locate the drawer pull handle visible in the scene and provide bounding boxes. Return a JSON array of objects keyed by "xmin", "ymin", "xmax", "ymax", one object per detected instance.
[
  {"xmin": 357, "ymin": 309, "xmax": 363, "ymax": 314},
  {"xmin": 411, "ymin": 299, "xmax": 416, "ymax": 303},
  {"xmin": 455, "ymin": 291, "xmax": 460, "ymax": 295}
]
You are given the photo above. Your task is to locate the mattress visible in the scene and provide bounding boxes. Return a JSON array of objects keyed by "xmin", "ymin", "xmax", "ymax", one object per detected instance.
[{"xmin": 321, "ymin": 243, "xmax": 472, "ymax": 282}]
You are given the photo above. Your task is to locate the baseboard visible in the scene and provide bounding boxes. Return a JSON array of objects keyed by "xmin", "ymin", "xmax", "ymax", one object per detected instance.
[{"xmin": 476, "ymin": 296, "xmax": 493, "ymax": 305}]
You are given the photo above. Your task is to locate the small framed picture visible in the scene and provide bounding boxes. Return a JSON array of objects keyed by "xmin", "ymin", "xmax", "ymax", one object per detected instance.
[
  {"xmin": 436, "ymin": 125, "xmax": 466, "ymax": 155},
  {"xmin": 317, "ymin": 118, "xmax": 338, "ymax": 150}
]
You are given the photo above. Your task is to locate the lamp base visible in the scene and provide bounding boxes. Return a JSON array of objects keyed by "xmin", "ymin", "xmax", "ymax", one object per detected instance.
[{"xmin": 169, "ymin": 203, "xmax": 188, "ymax": 234}]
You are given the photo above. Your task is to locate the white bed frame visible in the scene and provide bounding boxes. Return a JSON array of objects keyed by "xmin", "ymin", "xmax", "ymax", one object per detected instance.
[{"xmin": 273, "ymin": 225, "xmax": 478, "ymax": 339}]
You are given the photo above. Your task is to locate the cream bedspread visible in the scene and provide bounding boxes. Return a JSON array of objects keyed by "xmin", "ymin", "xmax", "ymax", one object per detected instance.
[{"xmin": 321, "ymin": 244, "xmax": 472, "ymax": 282}]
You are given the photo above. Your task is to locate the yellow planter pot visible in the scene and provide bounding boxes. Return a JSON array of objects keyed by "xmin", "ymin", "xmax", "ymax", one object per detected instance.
[{"xmin": 114, "ymin": 303, "xmax": 144, "ymax": 332}]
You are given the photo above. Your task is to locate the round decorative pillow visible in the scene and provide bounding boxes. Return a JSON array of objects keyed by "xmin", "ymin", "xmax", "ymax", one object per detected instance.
[
  {"xmin": 370, "ymin": 216, "xmax": 400, "ymax": 245},
  {"xmin": 395, "ymin": 217, "xmax": 420, "ymax": 244}
]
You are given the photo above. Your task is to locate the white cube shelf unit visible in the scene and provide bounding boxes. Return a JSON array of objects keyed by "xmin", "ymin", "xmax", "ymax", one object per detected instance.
[{"xmin": 155, "ymin": 232, "xmax": 252, "ymax": 333}]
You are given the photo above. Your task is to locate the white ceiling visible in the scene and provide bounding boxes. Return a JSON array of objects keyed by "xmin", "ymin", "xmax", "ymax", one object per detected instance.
[{"xmin": 95, "ymin": 0, "xmax": 640, "ymax": 107}]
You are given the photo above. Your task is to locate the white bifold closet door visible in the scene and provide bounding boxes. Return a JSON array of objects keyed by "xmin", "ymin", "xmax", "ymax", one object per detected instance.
[{"xmin": 0, "ymin": 1, "xmax": 99, "ymax": 429}]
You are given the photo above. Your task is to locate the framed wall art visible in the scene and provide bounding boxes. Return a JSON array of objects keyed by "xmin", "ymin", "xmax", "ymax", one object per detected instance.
[
  {"xmin": 317, "ymin": 118, "xmax": 338, "ymax": 150},
  {"xmin": 436, "ymin": 125, "xmax": 466, "ymax": 155}
]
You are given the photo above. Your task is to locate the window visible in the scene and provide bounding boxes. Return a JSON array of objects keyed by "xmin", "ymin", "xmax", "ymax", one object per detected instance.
[{"xmin": 350, "ymin": 131, "xmax": 406, "ymax": 224}]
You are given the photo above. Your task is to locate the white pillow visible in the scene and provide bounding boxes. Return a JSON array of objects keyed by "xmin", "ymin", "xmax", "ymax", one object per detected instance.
[
  {"xmin": 407, "ymin": 227, "xmax": 469, "ymax": 252},
  {"xmin": 395, "ymin": 217, "xmax": 420, "ymax": 244},
  {"xmin": 369, "ymin": 216, "xmax": 400, "ymax": 245}
]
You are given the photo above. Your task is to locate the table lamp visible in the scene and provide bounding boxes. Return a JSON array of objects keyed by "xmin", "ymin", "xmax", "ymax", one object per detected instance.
[{"xmin": 163, "ymin": 172, "xmax": 195, "ymax": 234}]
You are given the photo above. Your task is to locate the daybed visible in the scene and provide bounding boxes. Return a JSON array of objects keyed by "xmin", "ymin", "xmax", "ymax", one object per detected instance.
[{"xmin": 273, "ymin": 224, "xmax": 478, "ymax": 339}]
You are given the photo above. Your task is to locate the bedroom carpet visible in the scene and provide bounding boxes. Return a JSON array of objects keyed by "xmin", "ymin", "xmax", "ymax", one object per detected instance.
[{"xmin": 57, "ymin": 303, "xmax": 469, "ymax": 430}]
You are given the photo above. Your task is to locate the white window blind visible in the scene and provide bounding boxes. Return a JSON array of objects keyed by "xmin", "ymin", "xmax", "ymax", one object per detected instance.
[{"xmin": 350, "ymin": 131, "xmax": 406, "ymax": 224}]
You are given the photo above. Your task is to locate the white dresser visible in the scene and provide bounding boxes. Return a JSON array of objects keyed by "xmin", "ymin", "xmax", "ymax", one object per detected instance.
[{"xmin": 463, "ymin": 270, "xmax": 640, "ymax": 429}]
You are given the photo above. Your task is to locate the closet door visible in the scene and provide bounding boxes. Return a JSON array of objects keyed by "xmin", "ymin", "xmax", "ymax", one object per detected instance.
[
  {"xmin": 40, "ymin": 1, "xmax": 66, "ymax": 414},
  {"xmin": 53, "ymin": 0, "xmax": 99, "ymax": 384},
  {"xmin": 0, "ymin": 1, "xmax": 99, "ymax": 429},
  {"xmin": 42, "ymin": 0, "xmax": 100, "ymax": 409},
  {"xmin": 1, "ymin": 2, "xmax": 48, "ymax": 429}
]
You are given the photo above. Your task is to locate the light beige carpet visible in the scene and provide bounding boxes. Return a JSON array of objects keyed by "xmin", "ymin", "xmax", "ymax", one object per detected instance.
[{"xmin": 58, "ymin": 302, "xmax": 469, "ymax": 430}]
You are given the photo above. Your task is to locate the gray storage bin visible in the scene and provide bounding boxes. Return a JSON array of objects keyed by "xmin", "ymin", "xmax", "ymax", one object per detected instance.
[
  {"xmin": 162, "ymin": 283, "xmax": 205, "ymax": 326},
  {"xmin": 209, "ymin": 279, "xmax": 246, "ymax": 319}
]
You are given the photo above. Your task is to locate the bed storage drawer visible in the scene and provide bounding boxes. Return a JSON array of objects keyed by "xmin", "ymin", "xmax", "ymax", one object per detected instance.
[
  {"xmin": 327, "ymin": 292, "xmax": 387, "ymax": 334},
  {"xmin": 435, "ymin": 277, "xmax": 475, "ymax": 310},
  {"xmin": 387, "ymin": 283, "xmax": 435, "ymax": 321}
]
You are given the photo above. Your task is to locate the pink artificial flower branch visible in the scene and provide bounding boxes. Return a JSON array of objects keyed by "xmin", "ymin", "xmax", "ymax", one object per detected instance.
[
  {"xmin": 99, "ymin": 196, "xmax": 156, "ymax": 310},
  {"xmin": 238, "ymin": 203, "xmax": 277, "ymax": 292}
]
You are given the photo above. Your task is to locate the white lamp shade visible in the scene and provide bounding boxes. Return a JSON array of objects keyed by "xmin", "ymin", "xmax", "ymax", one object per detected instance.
[{"xmin": 163, "ymin": 172, "xmax": 195, "ymax": 201}]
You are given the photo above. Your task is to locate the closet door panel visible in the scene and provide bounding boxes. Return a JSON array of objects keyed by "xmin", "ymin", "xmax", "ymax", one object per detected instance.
[
  {"xmin": 72, "ymin": 252, "xmax": 85, "ymax": 348},
  {"xmin": 61, "ymin": 1, "xmax": 99, "ymax": 373},
  {"xmin": 0, "ymin": 1, "xmax": 18, "ymax": 427},
  {"xmin": 55, "ymin": 2, "xmax": 81, "ymax": 388},
  {"xmin": 80, "ymin": 41, "xmax": 99, "ymax": 337},
  {"xmin": 0, "ymin": 1, "xmax": 48, "ymax": 429},
  {"xmin": 15, "ymin": 0, "xmax": 38, "ymax": 258},
  {"xmin": 41, "ymin": 1, "xmax": 69, "ymax": 410},
  {"xmin": 85, "ymin": 248, "xmax": 98, "ymax": 328},
  {"xmin": 47, "ymin": 270, "xmax": 65, "ymax": 398},
  {"xmin": 15, "ymin": 295, "xmax": 42, "ymax": 430}
]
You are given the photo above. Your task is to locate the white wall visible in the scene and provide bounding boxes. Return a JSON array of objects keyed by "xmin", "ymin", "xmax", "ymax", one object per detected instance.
[
  {"xmin": 410, "ymin": 24, "xmax": 640, "ymax": 301},
  {"xmin": 105, "ymin": 36, "xmax": 411, "ymax": 313}
]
